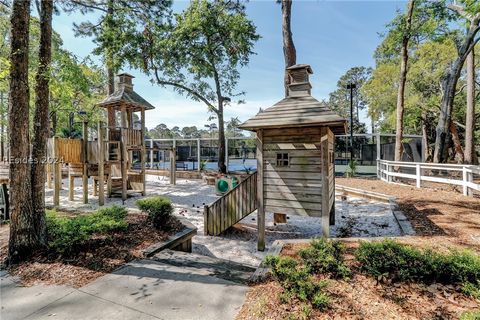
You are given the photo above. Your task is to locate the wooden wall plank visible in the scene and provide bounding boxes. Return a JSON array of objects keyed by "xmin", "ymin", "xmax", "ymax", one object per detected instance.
[{"xmin": 265, "ymin": 199, "xmax": 321, "ymax": 211}]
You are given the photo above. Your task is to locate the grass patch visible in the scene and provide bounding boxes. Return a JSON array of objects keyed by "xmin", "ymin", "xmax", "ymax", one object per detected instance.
[
  {"xmin": 46, "ymin": 205, "xmax": 127, "ymax": 255},
  {"xmin": 136, "ymin": 196, "xmax": 175, "ymax": 230},
  {"xmin": 355, "ymin": 239, "xmax": 480, "ymax": 298}
]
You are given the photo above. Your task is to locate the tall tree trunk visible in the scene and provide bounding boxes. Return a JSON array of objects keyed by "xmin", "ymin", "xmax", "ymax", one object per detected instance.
[
  {"xmin": 106, "ymin": 0, "xmax": 115, "ymax": 126},
  {"xmin": 281, "ymin": 0, "xmax": 296, "ymax": 97},
  {"xmin": 0, "ymin": 91, "xmax": 5, "ymax": 160},
  {"xmin": 421, "ymin": 112, "xmax": 429, "ymax": 161},
  {"xmin": 449, "ymin": 120, "xmax": 464, "ymax": 163},
  {"xmin": 30, "ymin": 0, "xmax": 53, "ymax": 249},
  {"xmin": 433, "ymin": 9, "xmax": 479, "ymax": 163},
  {"xmin": 217, "ymin": 102, "xmax": 226, "ymax": 174},
  {"xmin": 8, "ymin": 0, "xmax": 35, "ymax": 263},
  {"xmin": 465, "ymin": 47, "xmax": 475, "ymax": 164},
  {"xmin": 394, "ymin": 0, "xmax": 414, "ymax": 163}
]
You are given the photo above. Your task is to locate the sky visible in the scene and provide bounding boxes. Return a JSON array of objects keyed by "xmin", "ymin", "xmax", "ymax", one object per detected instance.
[{"xmin": 52, "ymin": 0, "xmax": 408, "ymax": 133}]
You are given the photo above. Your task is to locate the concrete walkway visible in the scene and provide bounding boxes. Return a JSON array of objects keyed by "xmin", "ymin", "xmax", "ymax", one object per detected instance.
[{"xmin": 1, "ymin": 258, "xmax": 248, "ymax": 320}]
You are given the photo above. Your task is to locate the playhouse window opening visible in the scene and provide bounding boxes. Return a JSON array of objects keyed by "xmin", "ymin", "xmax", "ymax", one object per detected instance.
[{"xmin": 276, "ymin": 153, "xmax": 289, "ymax": 166}]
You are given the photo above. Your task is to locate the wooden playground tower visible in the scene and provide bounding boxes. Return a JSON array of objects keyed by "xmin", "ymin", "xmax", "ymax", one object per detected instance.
[{"xmin": 48, "ymin": 73, "xmax": 154, "ymax": 206}]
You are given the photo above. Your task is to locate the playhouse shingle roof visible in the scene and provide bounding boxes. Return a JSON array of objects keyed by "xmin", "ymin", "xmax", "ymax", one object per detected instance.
[
  {"xmin": 96, "ymin": 81, "xmax": 155, "ymax": 111},
  {"xmin": 238, "ymin": 95, "xmax": 346, "ymax": 135}
]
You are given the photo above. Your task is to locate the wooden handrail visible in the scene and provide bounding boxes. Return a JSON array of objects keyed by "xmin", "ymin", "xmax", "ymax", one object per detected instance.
[{"xmin": 204, "ymin": 172, "xmax": 257, "ymax": 236}]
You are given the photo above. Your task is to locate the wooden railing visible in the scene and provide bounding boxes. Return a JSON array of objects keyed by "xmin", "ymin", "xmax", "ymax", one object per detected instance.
[
  {"xmin": 204, "ymin": 172, "xmax": 257, "ymax": 236},
  {"xmin": 377, "ymin": 160, "xmax": 479, "ymax": 196},
  {"xmin": 122, "ymin": 128, "xmax": 142, "ymax": 147}
]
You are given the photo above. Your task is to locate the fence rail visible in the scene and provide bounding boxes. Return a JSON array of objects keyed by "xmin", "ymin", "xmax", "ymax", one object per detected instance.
[
  {"xmin": 377, "ymin": 160, "xmax": 480, "ymax": 196},
  {"xmin": 203, "ymin": 172, "xmax": 257, "ymax": 236}
]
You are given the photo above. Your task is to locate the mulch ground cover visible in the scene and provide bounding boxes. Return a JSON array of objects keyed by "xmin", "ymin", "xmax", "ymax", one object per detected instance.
[
  {"xmin": 238, "ymin": 242, "xmax": 479, "ymax": 320},
  {"xmin": 238, "ymin": 177, "xmax": 480, "ymax": 319},
  {"xmin": 336, "ymin": 177, "xmax": 480, "ymax": 253},
  {"xmin": 0, "ymin": 213, "xmax": 175, "ymax": 288}
]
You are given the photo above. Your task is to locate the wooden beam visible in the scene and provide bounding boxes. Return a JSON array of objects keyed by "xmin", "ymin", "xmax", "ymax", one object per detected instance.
[
  {"xmin": 121, "ymin": 127, "xmax": 128, "ymax": 202},
  {"xmin": 321, "ymin": 132, "xmax": 329, "ymax": 237},
  {"xmin": 141, "ymin": 108, "xmax": 146, "ymax": 196},
  {"xmin": 256, "ymin": 130, "xmax": 265, "ymax": 251},
  {"xmin": 82, "ymin": 121, "xmax": 88, "ymax": 204},
  {"xmin": 98, "ymin": 122, "xmax": 105, "ymax": 205},
  {"xmin": 197, "ymin": 138, "xmax": 201, "ymax": 172},
  {"xmin": 68, "ymin": 173, "xmax": 74, "ymax": 201},
  {"xmin": 53, "ymin": 137, "xmax": 60, "ymax": 207},
  {"xmin": 46, "ymin": 163, "xmax": 52, "ymax": 189},
  {"xmin": 170, "ymin": 148, "xmax": 176, "ymax": 185}
]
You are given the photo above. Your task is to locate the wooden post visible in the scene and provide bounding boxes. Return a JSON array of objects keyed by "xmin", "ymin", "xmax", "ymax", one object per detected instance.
[
  {"xmin": 68, "ymin": 173, "xmax": 74, "ymax": 201},
  {"xmin": 141, "ymin": 108, "xmax": 146, "ymax": 196},
  {"xmin": 121, "ymin": 105, "xmax": 128, "ymax": 202},
  {"xmin": 46, "ymin": 163, "xmax": 52, "ymax": 188},
  {"xmin": 462, "ymin": 166, "xmax": 468, "ymax": 196},
  {"xmin": 98, "ymin": 122, "xmax": 105, "ymax": 205},
  {"xmin": 170, "ymin": 148, "xmax": 176, "ymax": 185},
  {"xmin": 321, "ymin": 134, "xmax": 330, "ymax": 237},
  {"xmin": 225, "ymin": 137, "xmax": 229, "ymax": 172},
  {"xmin": 197, "ymin": 138, "xmax": 201, "ymax": 172},
  {"xmin": 256, "ymin": 130, "xmax": 265, "ymax": 251},
  {"xmin": 203, "ymin": 205, "xmax": 209, "ymax": 235},
  {"xmin": 82, "ymin": 121, "xmax": 88, "ymax": 204},
  {"xmin": 150, "ymin": 139, "xmax": 154, "ymax": 169},
  {"xmin": 376, "ymin": 132, "xmax": 381, "ymax": 160},
  {"xmin": 416, "ymin": 163, "xmax": 421, "ymax": 188},
  {"xmin": 53, "ymin": 137, "xmax": 60, "ymax": 207},
  {"xmin": 121, "ymin": 128, "xmax": 128, "ymax": 202}
]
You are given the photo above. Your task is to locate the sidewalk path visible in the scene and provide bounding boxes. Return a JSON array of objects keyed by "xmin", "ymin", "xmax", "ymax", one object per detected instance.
[{"xmin": 1, "ymin": 258, "xmax": 248, "ymax": 320}]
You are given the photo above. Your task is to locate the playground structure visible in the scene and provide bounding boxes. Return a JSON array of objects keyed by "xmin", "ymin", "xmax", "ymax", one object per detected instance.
[
  {"xmin": 46, "ymin": 73, "xmax": 157, "ymax": 206},
  {"xmin": 204, "ymin": 64, "xmax": 347, "ymax": 251}
]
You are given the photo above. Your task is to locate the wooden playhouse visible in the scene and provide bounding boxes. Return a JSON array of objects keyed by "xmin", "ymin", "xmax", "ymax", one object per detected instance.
[
  {"xmin": 47, "ymin": 73, "xmax": 153, "ymax": 206},
  {"xmin": 239, "ymin": 64, "xmax": 346, "ymax": 250}
]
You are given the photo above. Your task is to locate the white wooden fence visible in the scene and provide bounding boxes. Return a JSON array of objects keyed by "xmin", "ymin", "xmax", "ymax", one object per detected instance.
[{"xmin": 377, "ymin": 160, "xmax": 480, "ymax": 196}]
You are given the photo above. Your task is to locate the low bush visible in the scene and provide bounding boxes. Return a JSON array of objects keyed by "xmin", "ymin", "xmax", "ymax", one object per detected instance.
[
  {"xmin": 265, "ymin": 255, "xmax": 330, "ymax": 310},
  {"xmin": 46, "ymin": 205, "xmax": 127, "ymax": 254},
  {"xmin": 136, "ymin": 196, "xmax": 174, "ymax": 230},
  {"xmin": 460, "ymin": 310, "xmax": 480, "ymax": 320},
  {"xmin": 355, "ymin": 239, "xmax": 480, "ymax": 298},
  {"xmin": 299, "ymin": 238, "xmax": 351, "ymax": 278}
]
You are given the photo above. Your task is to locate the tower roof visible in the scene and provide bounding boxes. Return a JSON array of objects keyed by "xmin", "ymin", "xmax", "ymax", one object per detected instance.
[
  {"xmin": 97, "ymin": 73, "xmax": 155, "ymax": 111},
  {"xmin": 239, "ymin": 64, "xmax": 346, "ymax": 134}
]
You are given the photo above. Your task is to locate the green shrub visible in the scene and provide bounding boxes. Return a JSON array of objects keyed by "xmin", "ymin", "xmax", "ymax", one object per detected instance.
[
  {"xmin": 460, "ymin": 310, "xmax": 480, "ymax": 320},
  {"xmin": 312, "ymin": 292, "xmax": 330, "ymax": 310},
  {"xmin": 344, "ymin": 160, "xmax": 357, "ymax": 178},
  {"xmin": 265, "ymin": 255, "xmax": 330, "ymax": 310},
  {"xmin": 136, "ymin": 196, "xmax": 174, "ymax": 229},
  {"xmin": 46, "ymin": 205, "xmax": 127, "ymax": 254},
  {"xmin": 355, "ymin": 239, "xmax": 480, "ymax": 296},
  {"xmin": 299, "ymin": 238, "xmax": 351, "ymax": 278},
  {"xmin": 462, "ymin": 281, "xmax": 480, "ymax": 300}
]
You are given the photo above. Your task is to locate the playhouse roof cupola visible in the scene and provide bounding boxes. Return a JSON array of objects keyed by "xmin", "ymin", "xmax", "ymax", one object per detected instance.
[
  {"xmin": 97, "ymin": 73, "xmax": 155, "ymax": 111},
  {"xmin": 238, "ymin": 64, "xmax": 346, "ymax": 134},
  {"xmin": 286, "ymin": 64, "xmax": 313, "ymax": 97}
]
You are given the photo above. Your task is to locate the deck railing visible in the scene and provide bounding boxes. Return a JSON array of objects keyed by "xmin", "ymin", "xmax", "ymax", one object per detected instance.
[
  {"xmin": 204, "ymin": 172, "xmax": 257, "ymax": 236},
  {"xmin": 122, "ymin": 128, "xmax": 142, "ymax": 147},
  {"xmin": 377, "ymin": 160, "xmax": 479, "ymax": 196}
]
